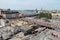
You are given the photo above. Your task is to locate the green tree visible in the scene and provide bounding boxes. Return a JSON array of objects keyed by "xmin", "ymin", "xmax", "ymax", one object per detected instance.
[{"xmin": 38, "ymin": 12, "xmax": 52, "ymax": 19}]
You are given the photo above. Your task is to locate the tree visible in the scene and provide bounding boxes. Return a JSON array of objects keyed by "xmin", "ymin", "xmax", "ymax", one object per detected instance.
[{"xmin": 38, "ymin": 12, "xmax": 52, "ymax": 19}]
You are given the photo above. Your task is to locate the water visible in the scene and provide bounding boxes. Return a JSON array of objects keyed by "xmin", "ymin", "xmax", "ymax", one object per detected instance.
[{"xmin": 19, "ymin": 10, "xmax": 36, "ymax": 16}]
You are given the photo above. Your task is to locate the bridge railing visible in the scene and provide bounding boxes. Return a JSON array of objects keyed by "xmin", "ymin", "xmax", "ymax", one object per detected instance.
[{"xmin": 26, "ymin": 18, "xmax": 60, "ymax": 29}]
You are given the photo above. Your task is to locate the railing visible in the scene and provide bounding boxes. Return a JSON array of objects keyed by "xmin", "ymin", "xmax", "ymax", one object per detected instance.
[{"xmin": 26, "ymin": 18, "xmax": 60, "ymax": 29}]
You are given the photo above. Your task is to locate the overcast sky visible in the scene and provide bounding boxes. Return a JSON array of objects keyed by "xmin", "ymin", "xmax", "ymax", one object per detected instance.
[{"xmin": 0, "ymin": 0, "xmax": 60, "ymax": 10}]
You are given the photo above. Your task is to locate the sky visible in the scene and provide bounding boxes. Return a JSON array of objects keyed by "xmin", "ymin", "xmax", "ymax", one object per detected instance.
[{"xmin": 0, "ymin": 0, "xmax": 60, "ymax": 10}]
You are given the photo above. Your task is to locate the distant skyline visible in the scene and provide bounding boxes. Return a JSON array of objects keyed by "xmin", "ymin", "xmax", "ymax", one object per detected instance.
[{"xmin": 0, "ymin": 0, "xmax": 60, "ymax": 10}]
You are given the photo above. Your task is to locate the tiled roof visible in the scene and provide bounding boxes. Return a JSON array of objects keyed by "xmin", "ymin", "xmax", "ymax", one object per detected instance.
[{"xmin": 1, "ymin": 10, "xmax": 19, "ymax": 14}]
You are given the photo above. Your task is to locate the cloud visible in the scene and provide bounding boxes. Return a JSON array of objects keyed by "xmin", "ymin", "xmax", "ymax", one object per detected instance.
[
  {"xmin": 0, "ymin": 0, "xmax": 60, "ymax": 10},
  {"xmin": 0, "ymin": 0, "xmax": 32, "ymax": 5}
]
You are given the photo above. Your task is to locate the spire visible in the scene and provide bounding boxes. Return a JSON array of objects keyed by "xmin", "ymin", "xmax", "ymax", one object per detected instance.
[
  {"xmin": 35, "ymin": 8, "xmax": 38, "ymax": 13},
  {"xmin": 41, "ymin": 8, "xmax": 43, "ymax": 11}
]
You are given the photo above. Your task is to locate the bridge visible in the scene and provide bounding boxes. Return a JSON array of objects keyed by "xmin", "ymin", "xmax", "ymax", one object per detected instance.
[{"xmin": 25, "ymin": 18, "xmax": 60, "ymax": 29}]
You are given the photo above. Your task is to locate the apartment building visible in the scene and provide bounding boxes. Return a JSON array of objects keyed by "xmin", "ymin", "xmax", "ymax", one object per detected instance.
[{"xmin": 0, "ymin": 9, "xmax": 23, "ymax": 19}]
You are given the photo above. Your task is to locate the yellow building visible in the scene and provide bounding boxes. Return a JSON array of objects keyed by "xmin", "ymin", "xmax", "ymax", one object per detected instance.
[
  {"xmin": 0, "ymin": 9, "xmax": 23, "ymax": 18},
  {"xmin": 52, "ymin": 13, "xmax": 60, "ymax": 19}
]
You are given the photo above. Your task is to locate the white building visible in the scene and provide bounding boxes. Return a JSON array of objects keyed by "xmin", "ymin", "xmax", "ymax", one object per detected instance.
[{"xmin": 0, "ymin": 19, "xmax": 5, "ymax": 27}]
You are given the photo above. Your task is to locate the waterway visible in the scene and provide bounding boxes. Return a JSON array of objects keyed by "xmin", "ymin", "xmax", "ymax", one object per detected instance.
[{"xmin": 19, "ymin": 10, "xmax": 36, "ymax": 15}]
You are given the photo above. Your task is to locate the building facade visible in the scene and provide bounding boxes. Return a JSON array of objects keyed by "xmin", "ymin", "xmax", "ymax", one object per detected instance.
[{"xmin": 0, "ymin": 9, "xmax": 23, "ymax": 19}]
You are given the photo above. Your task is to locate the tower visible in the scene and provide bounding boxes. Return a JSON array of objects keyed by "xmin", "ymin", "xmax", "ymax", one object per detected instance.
[{"xmin": 35, "ymin": 9, "xmax": 38, "ymax": 13}]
